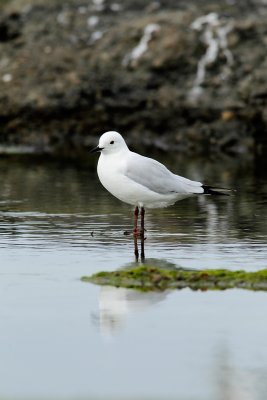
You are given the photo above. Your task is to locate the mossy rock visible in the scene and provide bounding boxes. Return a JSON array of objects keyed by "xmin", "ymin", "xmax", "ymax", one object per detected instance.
[{"xmin": 81, "ymin": 266, "xmax": 267, "ymax": 292}]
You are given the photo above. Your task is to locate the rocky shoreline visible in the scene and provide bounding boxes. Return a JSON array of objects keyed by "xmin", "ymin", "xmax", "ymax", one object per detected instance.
[{"xmin": 0, "ymin": 0, "xmax": 267, "ymax": 158}]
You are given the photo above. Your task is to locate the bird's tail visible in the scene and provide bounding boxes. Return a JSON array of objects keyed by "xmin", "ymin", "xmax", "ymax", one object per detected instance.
[{"xmin": 202, "ymin": 185, "xmax": 233, "ymax": 196}]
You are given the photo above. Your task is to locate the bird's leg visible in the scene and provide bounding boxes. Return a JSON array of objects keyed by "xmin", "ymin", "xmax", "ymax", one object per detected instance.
[
  {"xmin": 140, "ymin": 206, "xmax": 145, "ymax": 236},
  {"xmin": 133, "ymin": 206, "xmax": 139, "ymax": 236}
]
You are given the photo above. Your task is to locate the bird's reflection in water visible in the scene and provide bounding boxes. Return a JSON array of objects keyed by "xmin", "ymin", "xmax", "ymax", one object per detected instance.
[
  {"xmin": 134, "ymin": 233, "xmax": 145, "ymax": 262},
  {"xmin": 98, "ymin": 286, "xmax": 169, "ymax": 338},
  {"xmin": 95, "ymin": 258, "xmax": 178, "ymax": 338}
]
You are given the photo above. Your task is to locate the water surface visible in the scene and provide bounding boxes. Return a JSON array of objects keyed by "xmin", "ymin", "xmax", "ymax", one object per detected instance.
[{"xmin": 0, "ymin": 157, "xmax": 267, "ymax": 399}]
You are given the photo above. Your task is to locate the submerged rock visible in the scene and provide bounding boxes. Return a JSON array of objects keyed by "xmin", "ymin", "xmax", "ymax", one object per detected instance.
[
  {"xmin": 82, "ymin": 266, "xmax": 267, "ymax": 292},
  {"xmin": 0, "ymin": 0, "xmax": 266, "ymax": 157}
]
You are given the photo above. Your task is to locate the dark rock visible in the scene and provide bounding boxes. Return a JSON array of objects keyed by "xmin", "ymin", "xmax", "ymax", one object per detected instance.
[{"xmin": 0, "ymin": 12, "xmax": 21, "ymax": 42}]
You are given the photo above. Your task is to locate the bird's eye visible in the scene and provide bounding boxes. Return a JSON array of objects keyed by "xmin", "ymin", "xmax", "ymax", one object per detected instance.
[{"xmin": 110, "ymin": 141, "xmax": 114, "ymax": 144}]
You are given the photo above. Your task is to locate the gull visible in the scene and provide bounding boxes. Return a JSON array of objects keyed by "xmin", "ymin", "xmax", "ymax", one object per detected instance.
[{"xmin": 91, "ymin": 131, "xmax": 230, "ymax": 236}]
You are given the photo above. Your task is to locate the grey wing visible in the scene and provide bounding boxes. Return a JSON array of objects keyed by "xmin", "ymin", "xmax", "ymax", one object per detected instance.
[{"xmin": 124, "ymin": 152, "xmax": 204, "ymax": 195}]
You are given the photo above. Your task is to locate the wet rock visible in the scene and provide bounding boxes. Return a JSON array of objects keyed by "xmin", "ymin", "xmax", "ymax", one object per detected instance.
[
  {"xmin": 82, "ymin": 266, "xmax": 267, "ymax": 292},
  {"xmin": 0, "ymin": 0, "xmax": 266, "ymax": 157}
]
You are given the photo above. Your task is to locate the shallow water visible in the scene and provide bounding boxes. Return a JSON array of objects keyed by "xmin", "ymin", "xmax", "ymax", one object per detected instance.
[{"xmin": 0, "ymin": 157, "xmax": 267, "ymax": 400}]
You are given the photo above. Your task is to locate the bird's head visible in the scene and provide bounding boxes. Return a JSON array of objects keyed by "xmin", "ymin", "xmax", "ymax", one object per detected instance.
[{"xmin": 90, "ymin": 131, "xmax": 128, "ymax": 155}]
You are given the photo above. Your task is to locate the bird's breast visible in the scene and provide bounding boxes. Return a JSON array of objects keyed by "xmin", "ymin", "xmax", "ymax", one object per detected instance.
[{"xmin": 97, "ymin": 155, "xmax": 126, "ymax": 193}]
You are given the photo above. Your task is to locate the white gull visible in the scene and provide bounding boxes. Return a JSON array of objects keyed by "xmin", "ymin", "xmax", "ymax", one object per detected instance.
[{"xmin": 91, "ymin": 131, "xmax": 229, "ymax": 235}]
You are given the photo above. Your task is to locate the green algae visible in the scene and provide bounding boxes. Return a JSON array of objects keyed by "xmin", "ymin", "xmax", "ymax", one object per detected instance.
[{"xmin": 81, "ymin": 266, "xmax": 267, "ymax": 292}]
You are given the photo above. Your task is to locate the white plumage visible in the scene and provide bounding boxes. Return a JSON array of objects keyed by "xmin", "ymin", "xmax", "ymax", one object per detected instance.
[{"xmin": 94, "ymin": 131, "xmax": 205, "ymax": 209}]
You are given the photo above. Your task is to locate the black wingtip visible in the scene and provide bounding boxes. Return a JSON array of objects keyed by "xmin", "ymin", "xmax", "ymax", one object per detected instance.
[{"xmin": 202, "ymin": 185, "xmax": 234, "ymax": 196}]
